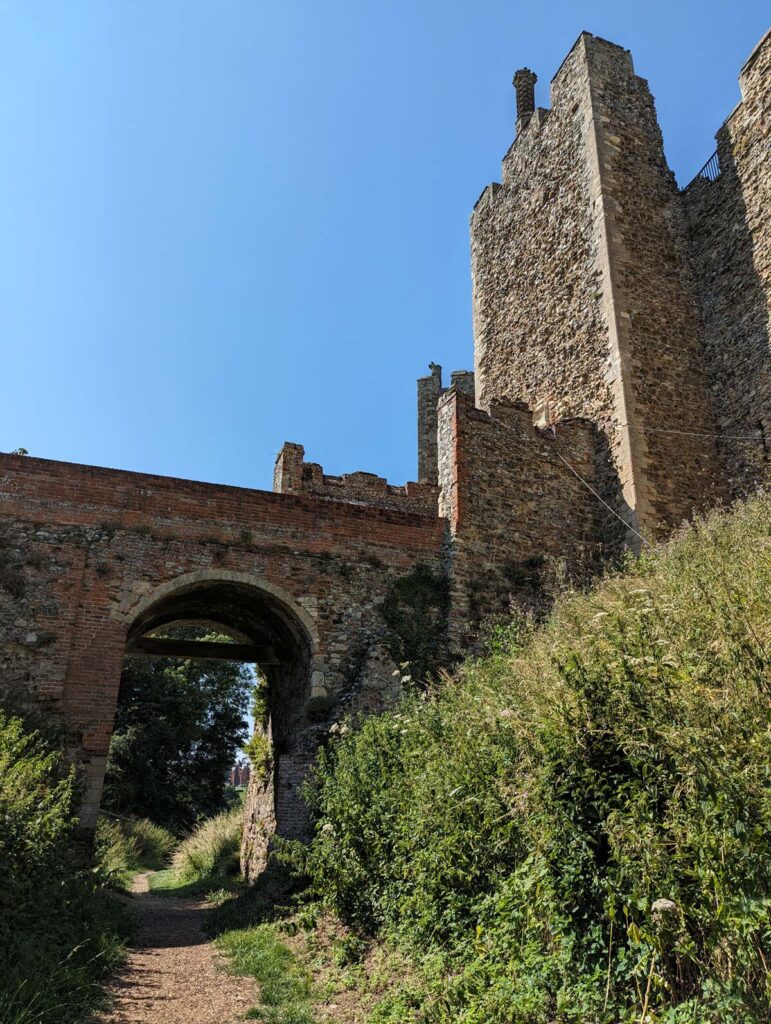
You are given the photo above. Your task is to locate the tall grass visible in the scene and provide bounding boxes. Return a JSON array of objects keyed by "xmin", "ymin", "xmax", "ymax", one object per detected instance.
[
  {"xmin": 293, "ymin": 494, "xmax": 771, "ymax": 1023},
  {"xmin": 95, "ymin": 815, "xmax": 177, "ymax": 884},
  {"xmin": 171, "ymin": 804, "xmax": 244, "ymax": 884}
]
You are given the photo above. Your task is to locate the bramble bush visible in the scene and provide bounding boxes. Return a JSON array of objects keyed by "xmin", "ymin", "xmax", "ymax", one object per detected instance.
[
  {"xmin": 292, "ymin": 494, "xmax": 771, "ymax": 1023},
  {"xmin": 0, "ymin": 713, "xmax": 127, "ymax": 1024}
]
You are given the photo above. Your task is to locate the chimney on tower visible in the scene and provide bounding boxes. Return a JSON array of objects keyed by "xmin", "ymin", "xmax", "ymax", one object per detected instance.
[{"xmin": 513, "ymin": 67, "xmax": 537, "ymax": 135}]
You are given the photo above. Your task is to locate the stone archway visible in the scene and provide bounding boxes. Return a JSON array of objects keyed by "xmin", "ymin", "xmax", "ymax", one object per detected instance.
[{"xmin": 101, "ymin": 571, "xmax": 327, "ymax": 856}]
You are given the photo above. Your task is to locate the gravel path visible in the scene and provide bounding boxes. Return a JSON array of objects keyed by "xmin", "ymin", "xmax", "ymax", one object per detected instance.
[{"xmin": 96, "ymin": 873, "xmax": 256, "ymax": 1024}]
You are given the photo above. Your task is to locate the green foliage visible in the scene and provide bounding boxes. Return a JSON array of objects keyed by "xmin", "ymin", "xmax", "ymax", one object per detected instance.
[
  {"xmin": 95, "ymin": 815, "xmax": 177, "ymax": 883},
  {"xmin": 380, "ymin": 564, "xmax": 450, "ymax": 683},
  {"xmin": 295, "ymin": 495, "xmax": 771, "ymax": 1023},
  {"xmin": 129, "ymin": 816, "xmax": 178, "ymax": 865},
  {"xmin": 216, "ymin": 924, "xmax": 314, "ymax": 1023},
  {"xmin": 251, "ymin": 674, "xmax": 269, "ymax": 726},
  {"xmin": 95, "ymin": 818, "xmax": 141, "ymax": 883},
  {"xmin": 0, "ymin": 712, "xmax": 127, "ymax": 1024},
  {"xmin": 102, "ymin": 632, "xmax": 252, "ymax": 831},
  {"xmin": 170, "ymin": 804, "xmax": 244, "ymax": 885},
  {"xmin": 244, "ymin": 731, "xmax": 272, "ymax": 776}
]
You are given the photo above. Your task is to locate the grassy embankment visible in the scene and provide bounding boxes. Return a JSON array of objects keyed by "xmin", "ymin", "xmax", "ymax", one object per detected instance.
[{"xmin": 141, "ymin": 495, "xmax": 771, "ymax": 1023}]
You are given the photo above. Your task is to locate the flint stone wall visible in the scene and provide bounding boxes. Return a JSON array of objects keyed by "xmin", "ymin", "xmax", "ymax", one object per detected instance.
[{"xmin": 437, "ymin": 387, "xmax": 604, "ymax": 647}]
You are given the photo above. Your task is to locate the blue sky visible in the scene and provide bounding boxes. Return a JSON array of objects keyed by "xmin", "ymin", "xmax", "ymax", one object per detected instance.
[{"xmin": 0, "ymin": 1, "xmax": 767, "ymax": 491}]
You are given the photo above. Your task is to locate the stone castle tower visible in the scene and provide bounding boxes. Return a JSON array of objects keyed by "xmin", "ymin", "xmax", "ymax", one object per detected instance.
[
  {"xmin": 411, "ymin": 29, "xmax": 770, "ymax": 637},
  {"xmin": 276, "ymin": 29, "xmax": 770, "ymax": 641}
]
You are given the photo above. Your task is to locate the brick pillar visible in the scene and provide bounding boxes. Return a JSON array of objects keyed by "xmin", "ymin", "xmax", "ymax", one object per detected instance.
[
  {"xmin": 513, "ymin": 67, "xmax": 537, "ymax": 134},
  {"xmin": 273, "ymin": 442, "xmax": 305, "ymax": 493},
  {"xmin": 417, "ymin": 363, "xmax": 445, "ymax": 484},
  {"xmin": 60, "ymin": 607, "xmax": 127, "ymax": 831}
]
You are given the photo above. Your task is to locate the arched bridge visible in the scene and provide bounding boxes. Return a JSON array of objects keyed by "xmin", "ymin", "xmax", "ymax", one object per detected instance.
[{"xmin": 0, "ymin": 452, "xmax": 445, "ymax": 853}]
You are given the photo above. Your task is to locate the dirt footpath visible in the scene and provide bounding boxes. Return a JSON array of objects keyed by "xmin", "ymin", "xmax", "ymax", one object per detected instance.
[{"xmin": 96, "ymin": 873, "xmax": 256, "ymax": 1024}]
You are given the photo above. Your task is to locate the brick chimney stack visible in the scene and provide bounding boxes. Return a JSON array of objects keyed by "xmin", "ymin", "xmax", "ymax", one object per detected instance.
[{"xmin": 513, "ymin": 67, "xmax": 537, "ymax": 134}]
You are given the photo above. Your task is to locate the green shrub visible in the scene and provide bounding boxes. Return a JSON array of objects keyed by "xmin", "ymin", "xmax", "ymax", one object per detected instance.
[
  {"xmin": 243, "ymin": 730, "xmax": 272, "ymax": 776},
  {"xmin": 95, "ymin": 817, "xmax": 142, "ymax": 883},
  {"xmin": 172, "ymin": 804, "xmax": 244, "ymax": 884},
  {"xmin": 295, "ymin": 495, "xmax": 771, "ymax": 1023},
  {"xmin": 0, "ymin": 712, "xmax": 127, "ymax": 1024},
  {"xmin": 129, "ymin": 816, "xmax": 177, "ymax": 866}
]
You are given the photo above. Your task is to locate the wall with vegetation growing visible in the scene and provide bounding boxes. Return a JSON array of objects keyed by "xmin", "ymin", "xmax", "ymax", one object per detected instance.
[{"xmin": 293, "ymin": 495, "xmax": 771, "ymax": 1023}]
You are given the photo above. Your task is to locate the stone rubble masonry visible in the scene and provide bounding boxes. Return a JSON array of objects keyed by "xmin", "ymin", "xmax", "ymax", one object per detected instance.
[
  {"xmin": 417, "ymin": 364, "xmax": 475, "ymax": 485},
  {"xmin": 472, "ymin": 32, "xmax": 736, "ymax": 545},
  {"xmin": 437, "ymin": 386, "xmax": 604, "ymax": 648},
  {"xmin": 682, "ymin": 28, "xmax": 771, "ymax": 495},
  {"xmin": 274, "ymin": 441, "xmax": 439, "ymax": 515}
]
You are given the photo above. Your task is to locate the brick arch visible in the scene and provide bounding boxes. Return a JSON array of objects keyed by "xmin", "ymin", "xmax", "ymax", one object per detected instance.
[{"xmin": 113, "ymin": 568, "xmax": 321, "ymax": 653}]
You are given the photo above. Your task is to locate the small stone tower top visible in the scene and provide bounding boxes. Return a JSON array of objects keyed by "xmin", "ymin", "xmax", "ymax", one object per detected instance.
[{"xmin": 513, "ymin": 67, "xmax": 537, "ymax": 134}]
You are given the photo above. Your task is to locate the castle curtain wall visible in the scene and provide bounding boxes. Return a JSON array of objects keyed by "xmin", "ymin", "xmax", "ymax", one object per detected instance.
[{"xmin": 682, "ymin": 30, "xmax": 771, "ymax": 495}]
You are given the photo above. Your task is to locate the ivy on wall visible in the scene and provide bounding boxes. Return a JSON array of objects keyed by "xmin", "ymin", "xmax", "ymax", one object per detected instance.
[{"xmin": 380, "ymin": 564, "xmax": 449, "ymax": 684}]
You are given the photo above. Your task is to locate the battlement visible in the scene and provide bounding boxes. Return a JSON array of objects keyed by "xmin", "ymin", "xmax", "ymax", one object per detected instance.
[
  {"xmin": 436, "ymin": 384, "xmax": 605, "ymax": 641},
  {"xmin": 498, "ymin": 33, "xmax": 637, "ymax": 172},
  {"xmin": 417, "ymin": 364, "xmax": 474, "ymax": 484},
  {"xmin": 273, "ymin": 442, "xmax": 439, "ymax": 516}
]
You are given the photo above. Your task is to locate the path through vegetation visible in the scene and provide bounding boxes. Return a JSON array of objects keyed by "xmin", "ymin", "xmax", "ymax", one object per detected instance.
[{"xmin": 96, "ymin": 873, "xmax": 257, "ymax": 1024}]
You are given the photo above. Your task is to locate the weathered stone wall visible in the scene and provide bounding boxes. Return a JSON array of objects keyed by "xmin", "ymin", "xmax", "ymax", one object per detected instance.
[
  {"xmin": 274, "ymin": 442, "xmax": 439, "ymax": 515},
  {"xmin": 581, "ymin": 37, "xmax": 728, "ymax": 534},
  {"xmin": 471, "ymin": 39, "xmax": 616, "ymax": 521},
  {"xmin": 682, "ymin": 28, "xmax": 771, "ymax": 495},
  {"xmin": 417, "ymin": 364, "xmax": 444, "ymax": 484},
  {"xmin": 473, "ymin": 42, "xmax": 604, "ymax": 422},
  {"xmin": 472, "ymin": 33, "xmax": 728, "ymax": 543},
  {"xmin": 437, "ymin": 386, "xmax": 604, "ymax": 647}
]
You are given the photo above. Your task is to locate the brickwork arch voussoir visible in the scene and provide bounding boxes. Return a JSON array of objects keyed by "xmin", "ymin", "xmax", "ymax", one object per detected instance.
[{"xmin": 110, "ymin": 568, "xmax": 321, "ymax": 652}]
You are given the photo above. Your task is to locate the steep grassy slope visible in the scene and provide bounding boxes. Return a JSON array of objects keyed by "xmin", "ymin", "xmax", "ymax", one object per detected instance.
[{"xmin": 293, "ymin": 495, "xmax": 771, "ymax": 1023}]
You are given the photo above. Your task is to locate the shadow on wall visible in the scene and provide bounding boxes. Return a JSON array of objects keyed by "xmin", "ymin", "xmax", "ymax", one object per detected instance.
[{"xmin": 683, "ymin": 131, "xmax": 770, "ymax": 496}]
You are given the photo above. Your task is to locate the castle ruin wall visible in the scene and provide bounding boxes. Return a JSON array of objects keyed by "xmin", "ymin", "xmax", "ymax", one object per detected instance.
[
  {"xmin": 274, "ymin": 441, "xmax": 439, "ymax": 515},
  {"xmin": 437, "ymin": 387, "xmax": 604, "ymax": 647}
]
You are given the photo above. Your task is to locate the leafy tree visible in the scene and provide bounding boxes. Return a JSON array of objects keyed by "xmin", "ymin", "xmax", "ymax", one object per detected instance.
[{"xmin": 102, "ymin": 637, "xmax": 252, "ymax": 832}]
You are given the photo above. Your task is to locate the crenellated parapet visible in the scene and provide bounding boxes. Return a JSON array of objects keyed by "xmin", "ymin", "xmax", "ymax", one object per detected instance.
[
  {"xmin": 436, "ymin": 383, "xmax": 606, "ymax": 646},
  {"xmin": 273, "ymin": 441, "xmax": 439, "ymax": 516}
]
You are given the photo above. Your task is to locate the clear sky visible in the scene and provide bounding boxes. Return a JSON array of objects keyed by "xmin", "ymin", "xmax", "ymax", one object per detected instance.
[{"xmin": 0, "ymin": 1, "xmax": 767, "ymax": 491}]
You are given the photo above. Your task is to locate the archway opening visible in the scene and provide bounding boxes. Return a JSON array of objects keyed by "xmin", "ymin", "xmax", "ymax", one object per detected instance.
[{"xmin": 100, "ymin": 578, "xmax": 315, "ymax": 868}]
